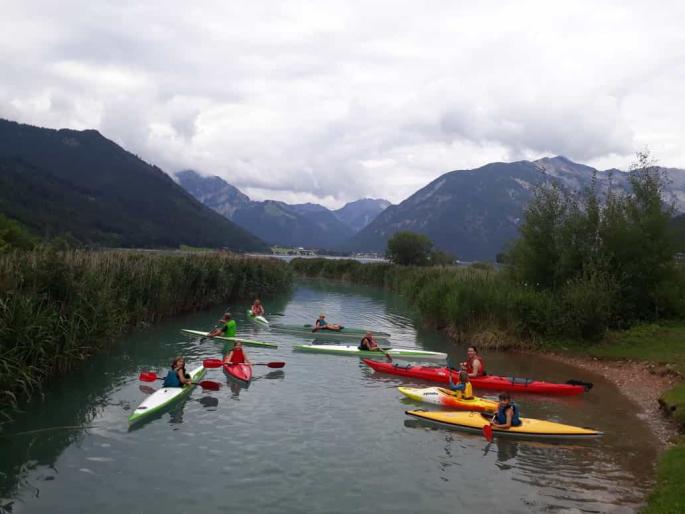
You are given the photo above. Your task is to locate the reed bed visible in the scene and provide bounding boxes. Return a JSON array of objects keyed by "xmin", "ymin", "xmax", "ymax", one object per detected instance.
[{"xmin": 0, "ymin": 250, "xmax": 292, "ymax": 418}]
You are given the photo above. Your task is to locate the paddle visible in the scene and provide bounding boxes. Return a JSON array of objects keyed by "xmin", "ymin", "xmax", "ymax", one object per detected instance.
[
  {"xmin": 202, "ymin": 358, "xmax": 285, "ymax": 369},
  {"xmin": 138, "ymin": 371, "xmax": 221, "ymax": 391},
  {"xmin": 483, "ymin": 423, "xmax": 494, "ymax": 443}
]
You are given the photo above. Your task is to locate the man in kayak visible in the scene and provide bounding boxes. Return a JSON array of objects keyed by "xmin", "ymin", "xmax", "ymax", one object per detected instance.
[
  {"xmin": 447, "ymin": 371, "xmax": 474, "ymax": 399},
  {"xmin": 312, "ymin": 314, "xmax": 343, "ymax": 332},
  {"xmin": 490, "ymin": 392, "xmax": 522, "ymax": 429},
  {"xmin": 162, "ymin": 356, "xmax": 193, "ymax": 387},
  {"xmin": 224, "ymin": 341, "xmax": 252, "ymax": 365},
  {"xmin": 207, "ymin": 312, "xmax": 237, "ymax": 338},
  {"xmin": 460, "ymin": 346, "xmax": 486, "ymax": 377},
  {"xmin": 251, "ymin": 299, "xmax": 265, "ymax": 317},
  {"xmin": 359, "ymin": 332, "xmax": 383, "ymax": 352}
]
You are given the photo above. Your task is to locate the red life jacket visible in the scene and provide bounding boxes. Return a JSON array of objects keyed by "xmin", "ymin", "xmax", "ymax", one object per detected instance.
[
  {"xmin": 252, "ymin": 305, "xmax": 264, "ymax": 316},
  {"xmin": 227, "ymin": 347, "xmax": 245, "ymax": 364},
  {"xmin": 466, "ymin": 355, "xmax": 486, "ymax": 376}
]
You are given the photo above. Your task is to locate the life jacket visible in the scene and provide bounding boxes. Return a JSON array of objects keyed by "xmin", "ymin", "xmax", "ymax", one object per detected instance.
[
  {"xmin": 495, "ymin": 402, "xmax": 522, "ymax": 427},
  {"xmin": 163, "ymin": 368, "xmax": 182, "ymax": 387},
  {"xmin": 466, "ymin": 356, "xmax": 486, "ymax": 376},
  {"xmin": 221, "ymin": 319, "xmax": 237, "ymax": 337},
  {"xmin": 359, "ymin": 337, "xmax": 377, "ymax": 351},
  {"xmin": 449, "ymin": 381, "xmax": 473, "ymax": 399},
  {"xmin": 316, "ymin": 319, "xmax": 327, "ymax": 328},
  {"xmin": 251, "ymin": 305, "xmax": 264, "ymax": 316},
  {"xmin": 227, "ymin": 347, "xmax": 245, "ymax": 364}
]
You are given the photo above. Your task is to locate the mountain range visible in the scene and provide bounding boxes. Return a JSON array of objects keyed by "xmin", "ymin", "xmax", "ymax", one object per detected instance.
[
  {"xmin": 175, "ymin": 170, "xmax": 390, "ymax": 248},
  {"xmin": 0, "ymin": 119, "xmax": 266, "ymax": 250}
]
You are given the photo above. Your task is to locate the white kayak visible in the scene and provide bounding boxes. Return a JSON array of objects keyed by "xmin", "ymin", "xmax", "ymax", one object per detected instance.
[
  {"xmin": 247, "ymin": 309, "xmax": 269, "ymax": 326},
  {"xmin": 181, "ymin": 329, "xmax": 278, "ymax": 348},
  {"xmin": 293, "ymin": 344, "xmax": 447, "ymax": 361},
  {"xmin": 128, "ymin": 365, "xmax": 206, "ymax": 426}
]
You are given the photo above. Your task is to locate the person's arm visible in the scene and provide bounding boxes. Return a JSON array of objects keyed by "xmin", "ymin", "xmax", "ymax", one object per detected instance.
[
  {"xmin": 244, "ymin": 353, "xmax": 252, "ymax": 365},
  {"xmin": 491, "ymin": 407, "xmax": 513, "ymax": 429},
  {"xmin": 225, "ymin": 349, "xmax": 234, "ymax": 363},
  {"xmin": 467, "ymin": 359, "xmax": 481, "ymax": 378},
  {"xmin": 177, "ymin": 369, "xmax": 191, "ymax": 385}
]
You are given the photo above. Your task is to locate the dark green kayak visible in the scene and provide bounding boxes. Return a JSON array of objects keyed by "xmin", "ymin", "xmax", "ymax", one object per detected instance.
[{"xmin": 270, "ymin": 323, "xmax": 390, "ymax": 340}]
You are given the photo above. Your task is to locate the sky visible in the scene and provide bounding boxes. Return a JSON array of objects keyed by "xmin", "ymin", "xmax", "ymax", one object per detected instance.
[{"xmin": 1, "ymin": 1, "xmax": 684, "ymax": 208}]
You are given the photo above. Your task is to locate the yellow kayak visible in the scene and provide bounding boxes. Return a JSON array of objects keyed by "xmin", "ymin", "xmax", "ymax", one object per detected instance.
[
  {"xmin": 398, "ymin": 387, "xmax": 498, "ymax": 412},
  {"xmin": 406, "ymin": 410, "xmax": 602, "ymax": 439}
]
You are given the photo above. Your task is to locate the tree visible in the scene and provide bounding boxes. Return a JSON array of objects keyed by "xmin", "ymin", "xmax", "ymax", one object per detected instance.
[
  {"xmin": 386, "ymin": 231, "xmax": 433, "ymax": 266},
  {"xmin": 0, "ymin": 214, "xmax": 35, "ymax": 252},
  {"xmin": 429, "ymin": 249, "xmax": 455, "ymax": 267}
]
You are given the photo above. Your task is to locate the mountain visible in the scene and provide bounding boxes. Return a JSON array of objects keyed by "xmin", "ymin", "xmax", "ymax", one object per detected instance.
[
  {"xmin": 176, "ymin": 171, "xmax": 354, "ymax": 248},
  {"xmin": 334, "ymin": 198, "xmax": 391, "ymax": 232},
  {"xmin": 347, "ymin": 156, "xmax": 685, "ymax": 261},
  {"xmin": 0, "ymin": 119, "xmax": 266, "ymax": 250}
]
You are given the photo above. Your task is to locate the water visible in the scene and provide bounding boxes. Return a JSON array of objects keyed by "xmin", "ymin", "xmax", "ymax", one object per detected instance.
[{"xmin": 0, "ymin": 279, "xmax": 657, "ymax": 513}]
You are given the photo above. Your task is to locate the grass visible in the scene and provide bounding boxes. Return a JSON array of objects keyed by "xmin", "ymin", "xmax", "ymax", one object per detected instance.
[{"xmin": 642, "ymin": 439, "xmax": 685, "ymax": 514}]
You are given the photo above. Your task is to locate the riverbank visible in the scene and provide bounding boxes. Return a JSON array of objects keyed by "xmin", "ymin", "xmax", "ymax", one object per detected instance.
[{"xmin": 0, "ymin": 249, "xmax": 292, "ymax": 421}]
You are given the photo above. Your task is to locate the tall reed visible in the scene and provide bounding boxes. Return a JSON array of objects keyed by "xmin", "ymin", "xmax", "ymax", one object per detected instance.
[{"xmin": 0, "ymin": 250, "xmax": 292, "ymax": 418}]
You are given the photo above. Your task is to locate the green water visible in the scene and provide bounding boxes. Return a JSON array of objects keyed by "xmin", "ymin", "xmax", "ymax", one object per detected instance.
[{"xmin": 0, "ymin": 279, "xmax": 657, "ymax": 513}]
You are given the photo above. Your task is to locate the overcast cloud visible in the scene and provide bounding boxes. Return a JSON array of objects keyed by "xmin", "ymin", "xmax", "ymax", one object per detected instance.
[{"xmin": 1, "ymin": 1, "xmax": 684, "ymax": 207}]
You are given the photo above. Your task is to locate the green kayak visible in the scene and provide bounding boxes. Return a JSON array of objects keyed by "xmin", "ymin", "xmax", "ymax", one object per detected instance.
[
  {"xmin": 294, "ymin": 344, "xmax": 447, "ymax": 361},
  {"xmin": 270, "ymin": 323, "xmax": 390, "ymax": 340},
  {"xmin": 181, "ymin": 329, "xmax": 278, "ymax": 348}
]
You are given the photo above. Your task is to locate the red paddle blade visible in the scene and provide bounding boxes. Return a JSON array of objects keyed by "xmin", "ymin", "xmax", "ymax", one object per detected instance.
[
  {"xmin": 483, "ymin": 424, "xmax": 494, "ymax": 443},
  {"xmin": 202, "ymin": 358, "xmax": 224, "ymax": 369},
  {"xmin": 198, "ymin": 380, "xmax": 221, "ymax": 391},
  {"xmin": 139, "ymin": 371, "xmax": 158, "ymax": 382},
  {"xmin": 266, "ymin": 362, "xmax": 285, "ymax": 368}
]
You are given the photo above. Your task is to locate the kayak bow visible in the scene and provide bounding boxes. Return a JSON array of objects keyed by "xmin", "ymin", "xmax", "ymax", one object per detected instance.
[
  {"xmin": 398, "ymin": 386, "xmax": 497, "ymax": 412},
  {"xmin": 181, "ymin": 329, "xmax": 278, "ymax": 348}
]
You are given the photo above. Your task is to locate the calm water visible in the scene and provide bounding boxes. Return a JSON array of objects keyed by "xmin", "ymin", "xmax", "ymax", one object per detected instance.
[{"xmin": 0, "ymin": 279, "xmax": 657, "ymax": 513}]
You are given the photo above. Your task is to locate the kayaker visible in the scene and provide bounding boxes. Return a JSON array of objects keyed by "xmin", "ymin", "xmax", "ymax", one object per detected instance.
[
  {"xmin": 162, "ymin": 356, "xmax": 193, "ymax": 388},
  {"xmin": 460, "ymin": 346, "xmax": 486, "ymax": 377},
  {"xmin": 208, "ymin": 312, "xmax": 237, "ymax": 338},
  {"xmin": 224, "ymin": 341, "xmax": 252, "ymax": 365},
  {"xmin": 490, "ymin": 392, "xmax": 522, "ymax": 429},
  {"xmin": 251, "ymin": 299, "xmax": 265, "ymax": 317},
  {"xmin": 447, "ymin": 371, "xmax": 474, "ymax": 399},
  {"xmin": 312, "ymin": 314, "xmax": 343, "ymax": 332},
  {"xmin": 359, "ymin": 331, "xmax": 382, "ymax": 352}
]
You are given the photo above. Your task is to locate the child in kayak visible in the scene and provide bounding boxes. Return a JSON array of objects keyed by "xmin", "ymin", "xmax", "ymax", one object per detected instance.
[
  {"xmin": 312, "ymin": 314, "xmax": 343, "ymax": 332},
  {"xmin": 359, "ymin": 332, "xmax": 383, "ymax": 352},
  {"xmin": 208, "ymin": 312, "xmax": 237, "ymax": 338},
  {"xmin": 447, "ymin": 370, "xmax": 474, "ymax": 399},
  {"xmin": 251, "ymin": 299, "xmax": 265, "ymax": 317},
  {"xmin": 224, "ymin": 341, "xmax": 252, "ymax": 365},
  {"xmin": 490, "ymin": 392, "xmax": 522, "ymax": 429},
  {"xmin": 162, "ymin": 356, "xmax": 193, "ymax": 387},
  {"xmin": 460, "ymin": 346, "xmax": 486, "ymax": 377}
]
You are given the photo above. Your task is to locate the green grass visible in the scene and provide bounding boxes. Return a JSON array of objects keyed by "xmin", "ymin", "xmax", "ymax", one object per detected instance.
[{"xmin": 642, "ymin": 440, "xmax": 685, "ymax": 514}]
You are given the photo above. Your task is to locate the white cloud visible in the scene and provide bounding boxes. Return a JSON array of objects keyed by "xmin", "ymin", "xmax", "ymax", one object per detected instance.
[{"xmin": 1, "ymin": 0, "xmax": 684, "ymax": 207}]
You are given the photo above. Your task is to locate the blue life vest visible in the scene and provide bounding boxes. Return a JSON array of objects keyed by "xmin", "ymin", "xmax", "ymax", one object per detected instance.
[
  {"xmin": 495, "ymin": 402, "xmax": 522, "ymax": 426},
  {"xmin": 163, "ymin": 369, "xmax": 182, "ymax": 387},
  {"xmin": 316, "ymin": 319, "xmax": 328, "ymax": 328}
]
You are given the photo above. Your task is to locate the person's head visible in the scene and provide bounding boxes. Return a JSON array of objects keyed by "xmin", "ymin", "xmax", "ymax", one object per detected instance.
[
  {"xmin": 254, "ymin": 299, "xmax": 261, "ymax": 305},
  {"xmin": 233, "ymin": 341, "xmax": 243, "ymax": 349},
  {"xmin": 459, "ymin": 371, "xmax": 469, "ymax": 383},
  {"xmin": 466, "ymin": 346, "xmax": 479, "ymax": 359},
  {"xmin": 498, "ymin": 391, "xmax": 511, "ymax": 406},
  {"xmin": 171, "ymin": 356, "xmax": 185, "ymax": 369},
  {"xmin": 319, "ymin": 314, "xmax": 325, "ymax": 319},
  {"xmin": 224, "ymin": 312, "xmax": 231, "ymax": 320},
  {"xmin": 365, "ymin": 331, "xmax": 373, "ymax": 337}
]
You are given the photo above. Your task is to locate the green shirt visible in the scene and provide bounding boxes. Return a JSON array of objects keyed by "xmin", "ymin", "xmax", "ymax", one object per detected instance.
[{"xmin": 222, "ymin": 319, "xmax": 237, "ymax": 337}]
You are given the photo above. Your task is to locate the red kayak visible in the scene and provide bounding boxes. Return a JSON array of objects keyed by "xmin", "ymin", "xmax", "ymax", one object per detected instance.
[
  {"xmin": 223, "ymin": 362, "xmax": 253, "ymax": 384},
  {"xmin": 362, "ymin": 359, "xmax": 591, "ymax": 396}
]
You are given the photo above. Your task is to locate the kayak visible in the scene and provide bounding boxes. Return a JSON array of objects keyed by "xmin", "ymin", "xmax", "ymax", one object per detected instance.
[
  {"xmin": 363, "ymin": 360, "xmax": 589, "ymax": 396},
  {"xmin": 223, "ymin": 361, "xmax": 253, "ymax": 384},
  {"xmin": 294, "ymin": 344, "xmax": 447, "ymax": 361},
  {"xmin": 129, "ymin": 365, "xmax": 206, "ymax": 426},
  {"xmin": 181, "ymin": 329, "xmax": 278, "ymax": 348},
  {"xmin": 247, "ymin": 309, "xmax": 269, "ymax": 326},
  {"xmin": 406, "ymin": 410, "xmax": 602, "ymax": 440},
  {"xmin": 398, "ymin": 386, "xmax": 498, "ymax": 412},
  {"xmin": 270, "ymin": 323, "xmax": 390, "ymax": 340}
]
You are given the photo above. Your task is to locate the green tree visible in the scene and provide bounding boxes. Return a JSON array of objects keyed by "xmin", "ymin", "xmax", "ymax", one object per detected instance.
[
  {"xmin": 429, "ymin": 249, "xmax": 455, "ymax": 267},
  {"xmin": 386, "ymin": 231, "xmax": 433, "ymax": 266},
  {"xmin": 0, "ymin": 214, "xmax": 35, "ymax": 252}
]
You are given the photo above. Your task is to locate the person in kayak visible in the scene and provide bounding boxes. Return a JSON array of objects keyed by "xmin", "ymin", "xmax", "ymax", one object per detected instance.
[
  {"xmin": 312, "ymin": 314, "xmax": 343, "ymax": 332},
  {"xmin": 207, "ymin": 312, "xmax": 237, "ymax": 338},
  {"xmin": 460, "ymin": 346, "xmax": 486, "ymax": 377},
  {"xmin": 490, "ymin": 392, "xmax": 522, "ymax": 429},
  {"xmin": 162, "ymin": 356, "xmax": 193, "ymax": 387},
  {"xmin": 224, "ymin": 341, "xmax": 252, "ymax": 365},
  {"xmin": 447, "ymin": 371, "xmax": 474, "ymax": 399},
  {"xmin": 359, "ymin": 331, "xmax": 383, "ymax": 352},
  {"xmin": 251, "ymin": 299, "xmax": 265, "ymax": 317}
]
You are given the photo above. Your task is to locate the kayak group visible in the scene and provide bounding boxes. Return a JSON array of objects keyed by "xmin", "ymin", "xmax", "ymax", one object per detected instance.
[{"xmin": 132, "ymin": 299, "xmax": 600, "ymax": 439}]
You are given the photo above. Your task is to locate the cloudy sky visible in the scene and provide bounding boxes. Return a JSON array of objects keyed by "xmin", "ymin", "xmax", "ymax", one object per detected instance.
[{"xmin": 2, "ymin": 1, "xmax": 684, "ymax": 207}]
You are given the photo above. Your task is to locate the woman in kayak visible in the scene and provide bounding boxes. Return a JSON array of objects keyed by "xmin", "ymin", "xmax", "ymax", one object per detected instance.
[
  {"xmin": 224, "ymin": 341, "xmax": 252, "ymax": 365},
  {"xmin": 251, "ymin": 299, "xmax": 265, "ymax": 317},
  {"xmin": 312, "ymin": 314, "xmax": 343, "ymax": 332},
  {"xmin": 359, "ymin": 331, "xmax": 382, "ymax": 352},
  {"xmin": 460, "ymin": 346, "xmax": 486, "ymax": 377},
  {"xmin": 490, "ymin": 392, "xmax": 522, "ymax": 429},
  {"xmin": 208, "ymin": 312, "xmax": 237, "ymax": 338},
  {"xmin": 447, "ymin": 371, "xmax": 474, "ymax": 399},
  {"xmin": 162, "ymin": 356, "xmax": 193, "ymax": 387}
]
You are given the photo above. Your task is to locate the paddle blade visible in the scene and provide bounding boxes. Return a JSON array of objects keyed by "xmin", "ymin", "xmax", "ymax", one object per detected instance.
[
  {"xmin": 139, "ymin": 371, "xmax": 158, "ymax": 382},
  {"xmin": 203, "ymin": 358, "xmax": 224, "ymax": 369},
  {"xmin": 198, "ymin": 380, "xmax": 221, "ymax": 391},
  {"xmin": 483, "ymin": 424, "xmax": 494, "ymax": 443},
  {"xmin": 266, "ymin": 362, "xmax": 285, "ymax": 368}
]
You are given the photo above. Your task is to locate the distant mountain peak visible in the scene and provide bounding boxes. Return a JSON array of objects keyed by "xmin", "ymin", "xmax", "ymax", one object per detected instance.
[{"xmin": 334, "ymin": 198, "xmax": 392, "ymax": 233}]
